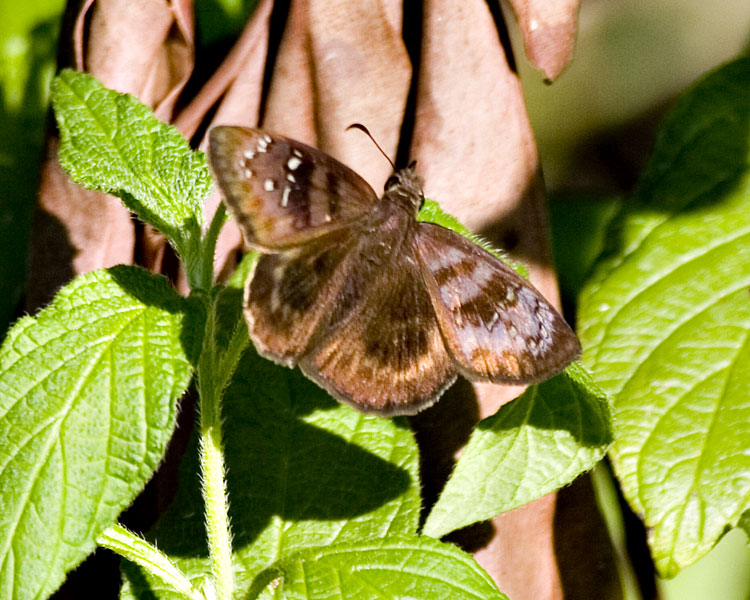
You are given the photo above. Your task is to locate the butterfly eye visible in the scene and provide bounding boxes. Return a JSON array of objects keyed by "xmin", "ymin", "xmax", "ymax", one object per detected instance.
[{"xmin": 384, "ymin": 175, "xmax": 400, "ymax": 191}]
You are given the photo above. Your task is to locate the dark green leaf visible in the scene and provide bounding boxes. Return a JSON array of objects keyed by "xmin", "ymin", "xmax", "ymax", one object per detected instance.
[{"xmin": 121, "ymin": 344, "xmax": 421, "ymax": 599}]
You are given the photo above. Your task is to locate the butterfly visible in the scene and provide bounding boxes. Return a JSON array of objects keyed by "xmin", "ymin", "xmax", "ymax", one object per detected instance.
[{"xmin": 208, "ymin": 125, "xmax": 581, "ymax": 416}]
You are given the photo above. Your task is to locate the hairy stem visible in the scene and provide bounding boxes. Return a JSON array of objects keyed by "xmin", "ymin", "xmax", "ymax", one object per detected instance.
[
  {"xmin": 97, "ymin": 524, "xmax": 199, "ymax": 598},
  {"xmin": 197, "ymin": 298, "xmax": 235, "ymax": 600}
]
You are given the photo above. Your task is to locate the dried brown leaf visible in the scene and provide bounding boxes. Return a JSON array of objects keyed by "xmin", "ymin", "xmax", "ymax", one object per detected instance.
[
  {"xmin": 412, "ymin": 0, "xmax": 556, "ymax": 293},
  {"xmin": 263, "ymin": 0, "xmax": 411, "ymax": 189},
  {"xmin": 176, "ymin": 0, "xmax": 273, "ymax": 138},
  {"xmin": 477, "ymin": 495, "xmax": 564, "ymax": 600},
  {"xmin": 26, "ymin": 138, "xmax": 135, "ymax": 311},
  {"xmin": 74, "ymin": 0, "xmax": 194, "ymax": 118},
  {"xmin": 261, "ymin": 0, "xmax": 317, "ymax": 144},
  {"xmin": 506, "ymin": 0, "xmax": 580, "ymax": 81}
]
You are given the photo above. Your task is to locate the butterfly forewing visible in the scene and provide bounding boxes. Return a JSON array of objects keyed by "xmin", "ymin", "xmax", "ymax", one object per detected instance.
[
  {"xmin": 208, "ymin": 126, "xmax": 378, "ymax": 249},
  {"xmin": 415, "ymin": 223, "xmax": 581, "ymax": 384},
  {"xmin": 299, "ymin": 223, "xmax": 455, "ymax": 416}
]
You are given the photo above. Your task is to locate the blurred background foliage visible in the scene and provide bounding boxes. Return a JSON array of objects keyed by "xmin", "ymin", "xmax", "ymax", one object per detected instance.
[
  {"xmin": 1, "ymin": 0, "xmax": 749, "ymax": 598},
  {"xmin": 515, "ymin": 0, "xmax": 750, "ymax": 189},
  {"xmin": 0, "ymin": 0, "xmax": 64, "ymax": 334}
]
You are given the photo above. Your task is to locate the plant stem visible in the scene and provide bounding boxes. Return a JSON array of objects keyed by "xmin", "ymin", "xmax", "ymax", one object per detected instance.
[
  {"xmin": 592, "ymin": 462, "xmax": 642, "ymax": 600},
  {"xmin": 197, "ymin": 299, "xmax": 234, "ymax": 600},
  {"xmin": 98, "ymin": 524, "xmax": 199, "ymax": 599},
  {"xmin": 200, "ymin": 203, "xmax": 228, "ymax": 291}
]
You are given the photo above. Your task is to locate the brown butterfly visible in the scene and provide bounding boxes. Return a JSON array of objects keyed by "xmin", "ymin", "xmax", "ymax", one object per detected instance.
[{"xmin": 208, "ymin": 125, "xmax": 581, "ymax": 416}]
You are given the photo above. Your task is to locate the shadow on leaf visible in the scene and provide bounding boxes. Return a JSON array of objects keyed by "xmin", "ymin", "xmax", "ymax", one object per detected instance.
[
  {"xmin": 108, "ymin": 265, "xmax": 206, "ymax": 368},
  {"xmin": 144, "ymin": 345, "xmax": 413, "ymax": 560}
]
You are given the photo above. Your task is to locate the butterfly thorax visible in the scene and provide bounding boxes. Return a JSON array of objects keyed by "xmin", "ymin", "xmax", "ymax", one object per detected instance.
[{"xmin": 381, "ymin": 165, "xmax": 424, "ymax": 216}]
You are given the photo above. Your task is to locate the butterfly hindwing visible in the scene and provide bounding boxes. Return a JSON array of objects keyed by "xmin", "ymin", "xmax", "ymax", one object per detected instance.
[
  {"xmin": 299, "ymin": 225, "xmax": 455, "ymax": 415},
  {"xmin": 245, "ymin": 230, "xmax": 357, "ymax": 365},
  {"xmin": 414, "ymin": 223, "xmax": 581, "ymax": 384},
  {"xmin": 208, "ymin": 126, "xmax": 378, "ymax": 249}
]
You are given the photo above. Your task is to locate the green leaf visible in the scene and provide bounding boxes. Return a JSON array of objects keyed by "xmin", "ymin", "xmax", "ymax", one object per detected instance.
[
  {"xmin": 226, "ymin": 250, "xmax": 258, "ymax": 290},
  {"xmin": 98, "ymin": 525, "xmax": 199, "ymax": 599},
  {"xmin": 272, "ymin": 536, "xmax": 507, "ymax": 600},
  {"xmin": 121, "ymin": 345, "xmax": 421, "ymax": 599},
  {"xmin": 423, "ymin": 363, "xmax": 612, "ymax": 538},
  {"xmin": 0, "ymin": 266, "xmax": 197, "ymax": 600},
  {"xmin": 51, "ymin": 69, "xmax": 211, "ymax": 288},
  {"xmin": 578, "ymin": 57, "xmax": 750, "ymax": 576},
  {"xmin": 739, "ymin": 509, "xmax": 750, "ymax": 539},
  {"xmin": 195, "ymin": 0, "xmax": 260, "ymax": 47}
]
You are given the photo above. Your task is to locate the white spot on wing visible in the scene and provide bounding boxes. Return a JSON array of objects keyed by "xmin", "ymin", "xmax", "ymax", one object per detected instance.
[
  {"xmin": 264, "ymin": 179, "xmax": 276, "ymax": 191},
  {"xmin": 243, "ymin": 168, "xmax": 253, "ymax": 179},
  {"xmin": 263, "ymin": 134, "xmax": 272, "ymax": 144},
  {"xmin": 287, "ymin": 173, "xmax": 296, "ymax": 183},
  {"xmin": 292, "ymin": 148, "xmax": 303, "ymax": 158},
  {"xmin": 243, "ymin": 149, "xmax": 255, "ymax": 160},
  {"xmin": 287, "ymin": 156, "xmax": 302, "ymax": 170},
  {"xmin": 281, "ymin": 186, "xmax": 291, "ymax": 207},
  {"xmin": 257, "ymin": 137, "xmax": 268, "ymax": 153}
]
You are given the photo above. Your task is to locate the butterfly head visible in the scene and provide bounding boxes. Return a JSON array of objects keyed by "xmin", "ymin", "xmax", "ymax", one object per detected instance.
[{"xmin": 383, "ymin": 160, "xmax": 425, "ymax": 213}]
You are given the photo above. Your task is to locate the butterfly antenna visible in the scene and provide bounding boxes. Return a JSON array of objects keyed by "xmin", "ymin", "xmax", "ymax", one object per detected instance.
[{"xmin": 346, "ymin": 123, "xmax": 396, "ymax": 170}]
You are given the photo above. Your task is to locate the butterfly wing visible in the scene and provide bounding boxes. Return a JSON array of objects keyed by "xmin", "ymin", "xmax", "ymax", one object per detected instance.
[
  {"xmin": 245, "ymin": 229, "xmax": 358, "ymax": 365},
  {"xmin": 208, "ymin": 126, "xmax": 378, "ymax": 249},
  {"xmin": 298, "ymin": 228, "xmax": 455, "ymax": 416},
  {"xmin": 414, "ymin": 222, "xmax": 581, "ymax": 384}
]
